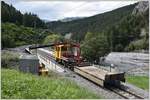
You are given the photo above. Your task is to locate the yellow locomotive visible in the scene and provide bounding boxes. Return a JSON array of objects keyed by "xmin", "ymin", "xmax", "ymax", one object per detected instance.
[{"xmin": 28, "ymin": 42, "xmax": 81, "ymax": 67}]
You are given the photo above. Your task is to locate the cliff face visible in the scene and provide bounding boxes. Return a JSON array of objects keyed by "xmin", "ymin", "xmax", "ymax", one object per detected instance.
[{"xmin": 132, "ymin": 1, "xmax": 149, "ymax": 15}]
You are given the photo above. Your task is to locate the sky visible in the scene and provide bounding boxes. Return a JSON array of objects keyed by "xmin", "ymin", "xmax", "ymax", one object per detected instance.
[{"xmin": 5, "ymin": 0, "xmax": 138, "ymax": 21}]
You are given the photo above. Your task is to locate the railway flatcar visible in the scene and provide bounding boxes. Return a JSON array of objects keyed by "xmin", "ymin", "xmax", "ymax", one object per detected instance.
[{"xmin": 74, "ymin": 66, "xmax": 125, "ymax": 87}]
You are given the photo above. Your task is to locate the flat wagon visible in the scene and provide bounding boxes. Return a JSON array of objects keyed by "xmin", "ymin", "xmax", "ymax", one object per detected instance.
[{"xmin": 74, "ymin": 66, "xmax": 125, "ymax": 87}]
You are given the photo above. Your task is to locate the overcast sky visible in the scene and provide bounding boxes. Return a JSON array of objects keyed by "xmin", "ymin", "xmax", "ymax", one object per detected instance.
[{"xmin": 5, "ymin": 0, "xmax": 138, "ymax": 21}]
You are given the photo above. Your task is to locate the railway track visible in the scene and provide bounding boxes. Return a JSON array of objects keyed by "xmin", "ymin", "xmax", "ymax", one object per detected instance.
[{"xmin": 108, "ymin": 85, "xmax": 144, "ymax": 99}]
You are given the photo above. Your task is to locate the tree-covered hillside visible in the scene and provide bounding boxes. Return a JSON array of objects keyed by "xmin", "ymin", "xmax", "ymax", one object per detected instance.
[
  {"xmin": 46, "ymin": 3, "xmax": 137, "ymax": 41},
  {"xmin": 1, "ymin": 23, "xmax": 52, "ymax": 48},
  {"xmin": 1, "ymin": 1, "xmax": 54, "ymax": 48},
  {"xmin": 105, "ymin": 10, "xmax": 149, "ymax": 52},
  {"xmin": 1, "ymin": 1, "xmax": 45, "ymax": 28}
]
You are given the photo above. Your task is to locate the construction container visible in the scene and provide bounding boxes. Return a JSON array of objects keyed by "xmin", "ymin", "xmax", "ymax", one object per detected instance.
[
  {"xmin": 19, "ymin": 54, "xmax": 39, "ymax": 74},
  {"xmin": 39, "ymin": 69, "xmax": 49, "ymax": 76},
  {"xmin": 38, "ymin": 63, "xmax": 48, "ymax": 76}
]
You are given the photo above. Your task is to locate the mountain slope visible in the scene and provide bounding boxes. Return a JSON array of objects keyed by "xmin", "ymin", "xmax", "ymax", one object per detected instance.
[
  {"xmin": 59, "ymin": 17, "xmax": 85, "ymax": 22},
  {"xmin": 1, "ymin": 1, "xmax": 53, "ymax": 48},
  {"xmin": 1, "ymin": 1, "xmax": 45, "ymax": 28},
  {"xmin": 46, "ymin": 3, "xmax": 137, "ymax": 41}
]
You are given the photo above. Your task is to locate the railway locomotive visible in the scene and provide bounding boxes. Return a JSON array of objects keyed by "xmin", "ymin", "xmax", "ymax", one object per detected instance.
[{"xmin": 27, "ymin": 42, "xmax": 87, "ymax": 68}]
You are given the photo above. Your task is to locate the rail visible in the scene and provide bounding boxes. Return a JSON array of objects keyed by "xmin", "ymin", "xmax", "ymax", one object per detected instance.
[{"xmin": 107, "ymin": 85, "xmax": 144, "ymax": 99}]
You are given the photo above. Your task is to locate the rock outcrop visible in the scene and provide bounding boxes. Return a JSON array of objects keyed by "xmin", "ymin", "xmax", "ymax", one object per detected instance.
[{"xmin": 132, "ymin": 1, "xmax": 149, "ymax": 15}]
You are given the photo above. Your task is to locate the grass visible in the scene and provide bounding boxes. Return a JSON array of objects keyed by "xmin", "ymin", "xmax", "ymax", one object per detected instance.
[
  {"xmin": 1, "ymin": 69, "xmax": 101, "ymax": 99},
  {"xmin": 126, "ymin": 75, "xmax": 149, "ymax": 90}
]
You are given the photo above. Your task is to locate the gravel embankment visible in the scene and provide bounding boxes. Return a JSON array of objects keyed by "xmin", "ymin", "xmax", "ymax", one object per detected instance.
[{"xmin": 105, "ymin": 52, "xmax": 149, "ymax": 76}]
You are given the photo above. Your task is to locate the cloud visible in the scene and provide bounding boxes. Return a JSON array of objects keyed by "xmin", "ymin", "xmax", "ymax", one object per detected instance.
[{"xmin": 5, "ymin": 1, "xmax": 138, "ymax": 21}]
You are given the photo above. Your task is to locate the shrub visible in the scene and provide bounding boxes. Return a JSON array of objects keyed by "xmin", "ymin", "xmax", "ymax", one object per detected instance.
[
  {"xmin": 81, "ymin": 33, "xmax": 109, "ymax": 62},
  {"xmin": 1, "ymin": 51, "xmax": 19, "ymax": 68},
  {"xmin": 43, "ymin": 34, "xmax": 63, "ymax": 44},
  {"xmin": 125, "ymin": 38, "xmax": 148, "ymax": 51}
]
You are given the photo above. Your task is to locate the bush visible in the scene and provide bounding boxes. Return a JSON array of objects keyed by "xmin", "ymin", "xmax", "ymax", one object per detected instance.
[
  {"xmin": 125, "ymin": 38, "xmax": 148, "ymax": 51},
  {"xmin": 125, "ymin": 42, "xmax": 135, "ymax": 51},
  {"xmin": 81, "ymin": 32, "xmax": 109, "ymax": 62},
  {"xmin": 43, "ymin": 34, "xmax": 63, "ymax": 44},
  {"xmin": 1, "ymin": 51, "xmax": 19, "ymax": 68}
]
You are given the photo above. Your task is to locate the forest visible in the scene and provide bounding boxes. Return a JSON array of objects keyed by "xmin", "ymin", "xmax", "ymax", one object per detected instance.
[
  {"xmin": 1, "ymin": 1, "xmax": 45, "ymax": 28},
  {"xmin": 1, "ymin": 1, "xmax": 53, "ymax": 48}
]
